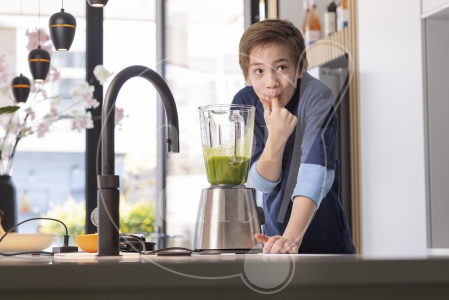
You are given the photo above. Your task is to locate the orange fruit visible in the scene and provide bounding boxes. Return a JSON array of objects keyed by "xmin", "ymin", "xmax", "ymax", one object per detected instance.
[{"xmin": 75, "ymin": 233, "xmax": 98, "ymax": 253}]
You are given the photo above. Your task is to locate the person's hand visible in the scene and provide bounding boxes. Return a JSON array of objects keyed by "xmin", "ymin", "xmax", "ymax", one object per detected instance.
[
  {"xmin": 259, "ymin": 97, "xmax": 297, "ymax": 144},
  {"xmin": 255, "ymin": 233, "xmax": 300, "ymax": 254}
]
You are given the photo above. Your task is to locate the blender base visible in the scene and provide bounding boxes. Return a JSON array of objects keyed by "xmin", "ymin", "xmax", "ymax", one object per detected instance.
[{"xmin": 193, "ymin": 186, "xmax": 265, "ymax": 252}]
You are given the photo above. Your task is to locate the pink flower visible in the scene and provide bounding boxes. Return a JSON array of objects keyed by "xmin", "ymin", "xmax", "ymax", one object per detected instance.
[
  {"xmin": 25, "ymin": 108, "xmax": 36, "ymax": 120},
  {"xmin": 37, "ymin": 122, "xmax": 50, "ymax": 138},
  {"xmin": 115, "ymin": 107, "xmax": 125, "ymax": 125},
  {"xmin": 25, "ymin": 29, "xmax": 52, "ymax": 56},
  {"xmin": 44, "ymin": 107, "xmax": 59, "ymax": 122},
  {"xmin": 70, "ymin": 111, "xmax": 94, "ymax": 132},
  {"xmin": 43, "ymin": 66, "xmax": 61, "ymax": 84},
  {"xmin": 83, "ymin": 93, "xmax": 100, "ymax": 109},
  {"xmin": 71, "ymin": 82, "xmax": 99, "ymax": 109},
  {"xmin": 50, "ymin": 107, "xmax": 58, "ymax": 117}
]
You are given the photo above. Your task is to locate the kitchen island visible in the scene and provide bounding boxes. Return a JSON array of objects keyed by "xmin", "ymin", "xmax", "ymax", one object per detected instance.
[{"xmin": 1, "ymin": 253, "xmax": 449, "ymax": 299}]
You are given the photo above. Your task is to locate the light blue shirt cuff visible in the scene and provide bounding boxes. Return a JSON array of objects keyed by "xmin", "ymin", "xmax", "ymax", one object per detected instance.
[
  {"xmin": 292, "ymin": 163, "xmax": 335, "ymax": 209},
  {"xmin": 248, "ymin": 160, "xmax": 282, "ymax": 193}
]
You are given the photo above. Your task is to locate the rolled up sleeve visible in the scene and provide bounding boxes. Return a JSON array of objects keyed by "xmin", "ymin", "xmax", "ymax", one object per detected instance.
[
  {"xmin": 292, "ymin": 163, "xmax": 334, "ymax": 209},
  {"xmin": 248, "ymin": 160, "xmax": 282, "ymax": 193}
]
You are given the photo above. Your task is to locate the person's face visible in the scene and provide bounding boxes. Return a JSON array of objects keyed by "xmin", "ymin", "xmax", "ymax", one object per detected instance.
[{"xmin": 246, "ymin": 42, "xmax": 301, "ymax": 108}]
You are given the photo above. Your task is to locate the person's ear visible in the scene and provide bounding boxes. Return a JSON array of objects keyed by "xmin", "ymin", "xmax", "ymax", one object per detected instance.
[{"xmin": 297, "ymin": 70, "xmax": 302, "ymax": 79}]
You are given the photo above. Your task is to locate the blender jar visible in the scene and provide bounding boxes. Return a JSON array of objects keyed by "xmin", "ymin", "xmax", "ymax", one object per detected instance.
[{"xmin": 198, "ymin": 104, "xmax": 255, "ymax": 185}]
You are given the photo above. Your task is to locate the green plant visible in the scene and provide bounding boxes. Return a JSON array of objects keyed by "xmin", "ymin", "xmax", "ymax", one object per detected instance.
[
  {"xmin": 39, "ymin": 195, "xmax": 156, "ymax": 244},
  {"xmin": 0, "ymin": 106, "xmax": 20, "ymax": 115},
  {"xmin": 39, "ymin": 196, "xmax": 85, "ymax": 244},
  {"xmin": 119, "ymin": 198, "xmax": 156, "ymax": 234}
]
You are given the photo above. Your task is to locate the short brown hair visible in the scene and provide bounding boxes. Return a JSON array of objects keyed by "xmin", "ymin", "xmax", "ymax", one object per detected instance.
[{"xmin": 238, "ymin": 19, "xmax": 308, "ymax": 80}]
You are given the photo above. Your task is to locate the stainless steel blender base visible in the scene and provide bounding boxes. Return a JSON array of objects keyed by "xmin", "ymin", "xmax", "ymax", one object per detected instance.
[{"xmin": 193, "ymin": 185, "xmax": 265, "ymax": 251}]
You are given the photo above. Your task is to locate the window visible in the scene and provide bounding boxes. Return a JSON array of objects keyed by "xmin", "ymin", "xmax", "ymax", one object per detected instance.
[
  {"xmin": 0, "ymin": 1, "xmax": 86, "ymax": 234},
  {"xmin": 103, "ymin": 0, "xmax": 157, "ymax": 234},
  {"xmin": 165, "ymin": 0, "xmax": 245, "ymax": 247}
]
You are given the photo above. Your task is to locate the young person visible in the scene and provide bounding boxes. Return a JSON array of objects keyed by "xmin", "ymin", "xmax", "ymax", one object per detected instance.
[{"xmin": 232, "ymin": 19, "xmax": 355, "ymax": 254}]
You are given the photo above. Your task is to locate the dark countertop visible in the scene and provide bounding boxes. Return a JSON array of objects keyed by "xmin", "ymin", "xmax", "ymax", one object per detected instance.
[{"xmin": 1, "ymin": 253, "xmax": 449, "ymax": 300}]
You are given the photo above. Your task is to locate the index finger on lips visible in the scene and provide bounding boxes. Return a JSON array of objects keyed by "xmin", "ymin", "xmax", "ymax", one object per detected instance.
[
  {"xmin": 271, "ymin": 97, "xmax": 280, "ymax": 112},
  {"xmin": 259, "ymin": 99, "xmax": 272, "ymax": 118}
]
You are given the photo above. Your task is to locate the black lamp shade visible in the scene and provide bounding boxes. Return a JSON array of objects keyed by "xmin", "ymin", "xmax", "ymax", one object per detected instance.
[
  {"xmin": 49, "ymin": 9, "xmax": 77, "ymax": 51},
  {"xmin": 87, "ymin": 0, "xmax": 109, "ymax": 7},
  {"xmin": 11, "ymin": 75, "xmax": 31, "ymax": 104},
  {"xmin": 28, "ymin": 46, "xmax": 51, "ymax": 83}
]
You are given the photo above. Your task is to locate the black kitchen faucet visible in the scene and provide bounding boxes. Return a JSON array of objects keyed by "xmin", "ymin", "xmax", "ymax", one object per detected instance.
[{"xmin": 98, "ymin": 65, "xmax": 179, "ymax": 256}]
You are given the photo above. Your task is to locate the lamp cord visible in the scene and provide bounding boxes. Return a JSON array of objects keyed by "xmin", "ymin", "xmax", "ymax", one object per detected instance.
[
  {"xmin": 20, "ymin": 0, "xmax": 23, "ymax": 73},
  {"xmin": 38, "ymin": 0, "xmax": 40, "ymax": 45}
]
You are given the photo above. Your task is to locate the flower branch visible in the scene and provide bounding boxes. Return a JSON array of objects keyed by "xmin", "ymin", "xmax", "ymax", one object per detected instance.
[{"xmin": 0, "ymin": 29, "xmax": 125, "ymax": 176}]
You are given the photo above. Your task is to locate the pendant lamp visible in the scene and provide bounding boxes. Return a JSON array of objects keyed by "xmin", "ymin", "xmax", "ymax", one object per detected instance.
[
  {"xmin": 29, "ymin": 0, "xmax": 50, "ymax": 82},
  {"xmin": 14, "ymin": 0, "xmax": 30, "ymax": 104},
  {"xmin": 87, "ymin": 0, "xmax": 109, "ymax": 7},
  {"xmin": 28, "ymin": 46, "xmax": 51, "ymax": 83},
  {"xmin": 49, "ymin": 8, "xmax": 76, "ymax": 51},
  {"xmin": 11, "ymin": 74, "xmax": 31, "ymax": 104}
]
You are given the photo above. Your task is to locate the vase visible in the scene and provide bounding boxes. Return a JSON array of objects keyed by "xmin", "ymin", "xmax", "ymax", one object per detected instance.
[{"xmin": 0, "ymin": 175, "xmax": 17, "ymax": 232}]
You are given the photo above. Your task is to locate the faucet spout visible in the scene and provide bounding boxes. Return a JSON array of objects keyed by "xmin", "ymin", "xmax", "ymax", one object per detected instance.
[{"xmin": 98, "ymin": 65, "xmax": 179, "ymax": 256}]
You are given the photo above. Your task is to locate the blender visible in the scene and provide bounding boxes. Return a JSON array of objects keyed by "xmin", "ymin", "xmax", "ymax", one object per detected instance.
[{"xmin": 193, "ymin": 104, "xmax": 265, "ymax": 254}]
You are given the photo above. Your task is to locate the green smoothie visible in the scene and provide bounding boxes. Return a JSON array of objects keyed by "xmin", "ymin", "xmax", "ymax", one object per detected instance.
[{"xmin": 204, "ymin": 156, "xmax": 251, "ymax": 185}]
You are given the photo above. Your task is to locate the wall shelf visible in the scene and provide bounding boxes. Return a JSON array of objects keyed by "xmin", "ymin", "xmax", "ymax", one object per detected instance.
[
  {"xmin": 303, "ymin": 0, "xmax": 362, "ymax": 254},
  {"xmin": 306, "ymin": 27, "xmax": 350, "ymax": 69}
]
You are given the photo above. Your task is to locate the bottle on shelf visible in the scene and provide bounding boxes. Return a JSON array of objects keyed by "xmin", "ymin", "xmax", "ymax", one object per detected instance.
[
  {"xmin": 324, "ymin": 0, "xmax": 337, "ymax": 37},
  {"xmin": 301, "ymin": 0, "xmax": 310, "ymax": 35},
  {"xmin": 259, "ymin": 0, "xmax": 266, "ymax": 21},
  {"xmin": 305, "ymin": 0, "xmax": 322, "ymax": 46},
  {"xmin": 337, "ymin": 0, "xmax": 349, "ymax": 31}
]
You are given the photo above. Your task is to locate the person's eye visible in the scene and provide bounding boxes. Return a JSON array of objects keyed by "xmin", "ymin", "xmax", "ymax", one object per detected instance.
[
  {"xmin": 277, "ymin": 65, "xmax": 287, "ymax": 71},
  {"xmin": 254, "ymin": 69, "xmax": 263, "ymax": 75}
]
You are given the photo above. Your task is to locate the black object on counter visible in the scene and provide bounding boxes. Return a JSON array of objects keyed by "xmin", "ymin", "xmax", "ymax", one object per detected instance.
[
  {"xmin": 98, "ymin": 65, "xmax": 179, "ymax": 256},
  {"xmin": 120, "ymin": 240, "xmax": 157, "ymax": 253}
]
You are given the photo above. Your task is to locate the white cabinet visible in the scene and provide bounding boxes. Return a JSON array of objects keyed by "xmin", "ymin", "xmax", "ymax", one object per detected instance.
[
  {"xmin": 422, "ymin": 0, "xmax": 449, "ymax": 17},
  {"xmin": 423, "ymin": 6, "xmax": 449, "ymax": 248}
]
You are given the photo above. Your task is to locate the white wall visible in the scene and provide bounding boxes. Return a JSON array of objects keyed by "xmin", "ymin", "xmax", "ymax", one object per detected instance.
[
  {"xmin": 358, "ymin": 0, "xmax": 427, "ymax": 257},
  {"xmin": 278, "ymin": 0, "xmax": 303, "ymax": 29},
  {"xmin": 279, "ymin": 0, "xmax": 328, "ymax": 30}
]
